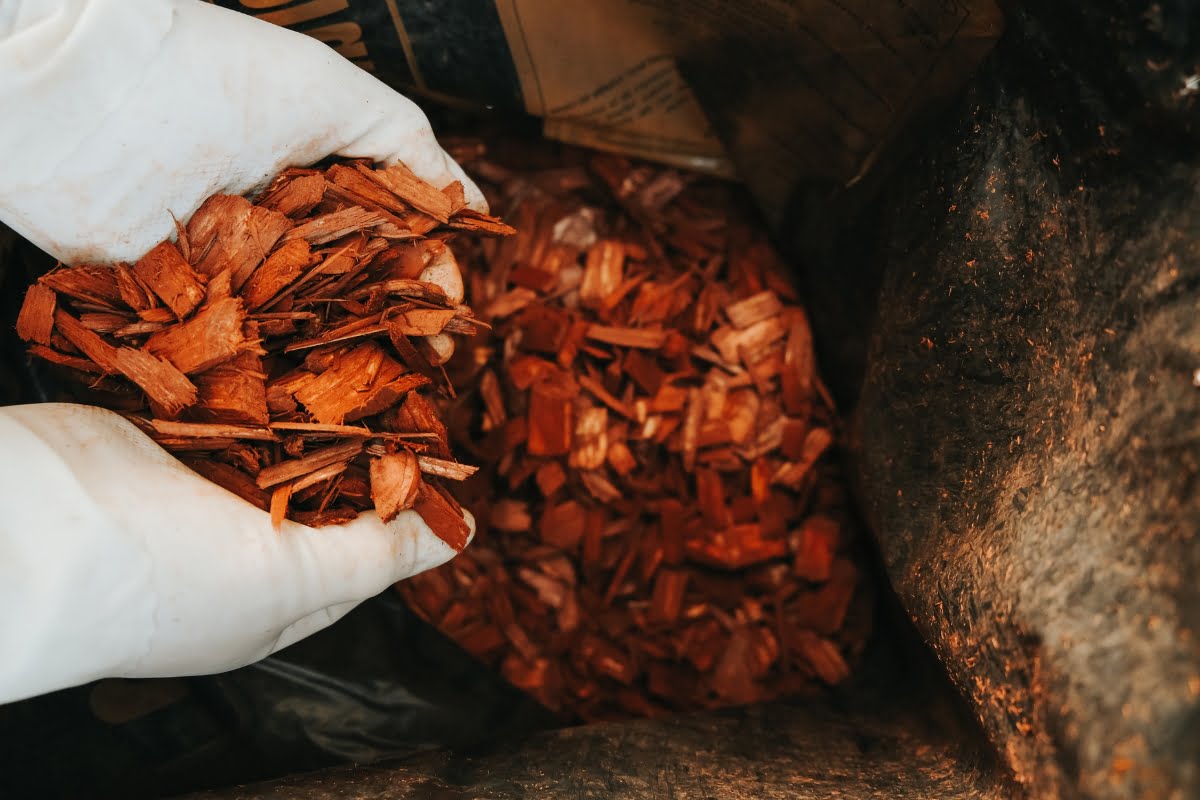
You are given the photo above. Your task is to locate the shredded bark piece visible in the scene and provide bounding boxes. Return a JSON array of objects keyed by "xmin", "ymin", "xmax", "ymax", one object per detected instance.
[
  {"xmin": 580, "ymin": 240, "xmax": 625, "ymax": 309},
  {"xmin": 256, "ymin": 440, "xmax": 364, "ymax": 489},
  {"xmin": 725, "ymin": 290, "xmax": 785, "ymax": 329},
  {"xmin": 256, "ymin": 172, "xmax": 326, "ymax": 218},
  {"xmin": 585, "ymin": 324, "xmax": 667, "ymax": 349},
  {"xmin": 270, "ymin": 483, "xmax": 293, "ymax": 529},
  {"xmin": 527, "ymin": 379, "xmax": 574, "ymax": 456},
  {"xmin": 41, "ymin": 265, "xmax": 123, "ymax": 307},
  {"xmin": 109, "ymin": 347, "xmax": 198, "ymax": 417},
  {"xmin": 114, "ymin": 263, "xmax": 154, "ymax": 312},
  {"xmin": 15, "ymin": 283, "xmax": 55, "ymax": 346},
  {"xmin": 279, "ymin": 206, "xmax": 388, "ymax": 246},
  {"xmin": 327, "ymin": 163, "xmax": 412, "ymax": 217},
  {"xmin": 144, "ymin": 296, "xmax": 245, "ymax": 374},
  {"xmin": 384, "ymin": 392, "xmax": 451, "ymax": 459},
  {"xmin": 370, "ymin": 449, "xmax": 422, "ymax": 523},
  {"xmin": 189, "ymin": 196, "xmax": 290, "ymax": 288},
  {"xmin": 241, "ymin": 239, "xmax": 314, "ymax": 310},
  {"xmin": 413, "ymin": 480, "xmax": 471, "ymax": 551},
  {"xmin": 148, "ymin": 419, "xmax": 278, "ymax": 442},
  {"xmin": 292, "ymin": 343, "xmax": 430, "ymax": 424},
  {"xmin": 359, "ymin": 161, "xmax": 453, "ymax": 222},
  {"xmin": 290, "ymin": 460, "xmax": 353, "ymax": 494},
  {"xmin": 192, "ymin": 350, "xmax": 270, "ymax": 425},
  {"xmin": 416, "ymin": 455, "xmax": 479, "ymax": 481},
  {"xmin": 133, "ymin": 241, "xmax": 206, "ymax": 318},
  {"xmin": 388, "ymin": 308, "xmax": 457, "ymax": 337},
  {"xmin": 55, "ymin": 309, "xmax": 198, "ymax": 414},
  {"xmin": 444, "ymin": 209, "xmax": 517, "ymax": 236}
]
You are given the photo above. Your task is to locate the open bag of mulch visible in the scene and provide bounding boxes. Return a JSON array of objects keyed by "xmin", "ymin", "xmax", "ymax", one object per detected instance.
[{"xmin": 1, "ymin": 2, "xmax": 1198, "ymax": 799}]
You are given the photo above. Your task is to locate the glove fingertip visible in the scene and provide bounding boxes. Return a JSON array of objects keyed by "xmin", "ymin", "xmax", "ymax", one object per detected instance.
[
  {"xmin": 305, "ymin": 506, "xmax": 473, "ymax": 602},
  {"xmin": 388, "ymin": 505, "xmax": 473, "ymax": 582},
  {"xmin": 408, "ymin": 505, "xmax": 475, "ymax": 576}
]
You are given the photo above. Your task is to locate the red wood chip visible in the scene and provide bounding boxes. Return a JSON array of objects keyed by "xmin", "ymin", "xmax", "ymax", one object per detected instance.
[
  {"xmin": 21, "ymin": 158, "xmax": 511, "ymax": 539},
  {"xmin": 396, "ymin": 141, "xmax": 870, "ymax": 723}
]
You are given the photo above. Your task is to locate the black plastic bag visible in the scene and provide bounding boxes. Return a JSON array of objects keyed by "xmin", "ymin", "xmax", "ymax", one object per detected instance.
[{"xmin": 0, "ymin": 590, "xmax": 554, "ymax": 799}]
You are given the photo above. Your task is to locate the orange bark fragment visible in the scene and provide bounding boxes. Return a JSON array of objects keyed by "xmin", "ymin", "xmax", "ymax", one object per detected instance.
[
  {"xmin": 359, "ymin": 161, "xmax": 453, "ymax": 222},
  {"xmin": 40, "ymin": 265, "xmax": 122, "ymax": 308},
  {"xmin": 192, "ymin": 350, "xmax": 270, "ymax": 425},
  {"xmin": 144, "ymin": 296, "xmax": 246, "ymax": 374},
  {"xmin": 134, "ymin": 241, "xmax": 206, "ymax": 318},
  {"xmin": 370, "ymin": 449, "xmax": 422, "ymax": 523},
  {"xmin": 188, "ymin": 195, "xmax": 292, "ymax": 290},
  {"xmin": 414, "ymin": 481, "xmax": 471, "ymax": 552},
  {"xmin": 15, "ymin": 283, "xmax": 55, "ymax": 345},
  {"xmin": 256, "ymin": 172, "xmax": 326, "ymax": 218},
  {"xmin": 292, "ymin": 342, "xmax": 428, "ymax": 424},
  {"xmin": 527, "ymin": 380, "xmax": 574, "ymax": 457},
  {"xmin": 240, "ymin": 239, "xmax": 314, "ymax": 310}
]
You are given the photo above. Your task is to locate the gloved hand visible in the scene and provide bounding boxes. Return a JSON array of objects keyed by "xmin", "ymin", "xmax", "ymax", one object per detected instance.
[
  {"xmin": 0, "ymin": 404, "xmax": 469, "ymax": 704},
  {"xmin": 0, "ymin": 0, "xmax": 485, "ymax": 262},
  {"xmin": 0, "ymin": 0, "xmax": 481, "ymax": 704}
]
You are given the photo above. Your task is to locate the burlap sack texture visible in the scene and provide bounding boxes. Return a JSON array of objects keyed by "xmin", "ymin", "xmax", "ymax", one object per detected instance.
[{"xmin": 830, "ymin": 3, "xmax": 1200, "ymax": 797}]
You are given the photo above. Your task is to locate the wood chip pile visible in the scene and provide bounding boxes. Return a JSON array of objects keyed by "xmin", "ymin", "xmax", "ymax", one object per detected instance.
[
  {"xmin": 398, "ymin": 141, "xmax": 873, "ymax": 721},
  {"xmin": 17, "ymin": 159, "xmax": 512, "ymax": 547}
]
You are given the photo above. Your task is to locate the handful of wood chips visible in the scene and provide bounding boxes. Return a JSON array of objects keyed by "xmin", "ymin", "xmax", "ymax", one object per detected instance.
[
  {"xmin": 16, "ymin": 159, "xmax": 512, "ymax": 548},
  {"xmin": 399, "ymin": 140, "xmax": 872, "ymax": 721}
]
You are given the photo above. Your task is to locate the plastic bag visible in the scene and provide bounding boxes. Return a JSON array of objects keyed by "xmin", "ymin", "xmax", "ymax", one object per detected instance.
[{"xmin": 0, "ymin": 545, "xmax": 554, "ymax": 799}]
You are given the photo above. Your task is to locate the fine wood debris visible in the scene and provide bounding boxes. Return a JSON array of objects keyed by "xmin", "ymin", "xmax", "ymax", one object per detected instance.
[
  {"xmin": 17, "ymin": 159, "xmax": 512, "ymax": 549},
  {"xmin": 398, "ymin": 141, "xmax": 873, "ymax": 721}
]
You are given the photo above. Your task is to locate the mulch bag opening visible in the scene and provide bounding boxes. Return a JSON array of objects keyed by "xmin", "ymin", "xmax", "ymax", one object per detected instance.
[{"xmin": 1, "ymin": 1, "xmax": 1197, "ymax": 799}]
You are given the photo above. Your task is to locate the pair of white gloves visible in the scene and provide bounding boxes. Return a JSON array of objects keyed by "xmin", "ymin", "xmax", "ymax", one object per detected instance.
[{"xmin": 0, "ymin": 0, "xmax": 485, "ymax": 704}]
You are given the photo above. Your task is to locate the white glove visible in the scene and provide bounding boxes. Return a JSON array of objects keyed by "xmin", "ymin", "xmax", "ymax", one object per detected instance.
[
  {"xmin": 0, "ymin": 0, "xmax": 485, "ymax": 264},
  {"xmin": 0, "ymin": 0, "xmax": 482, "ymax": 704},
  {"xmin": 0, "ymin": 404, "xmax": 471, "ymax": 704}
]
